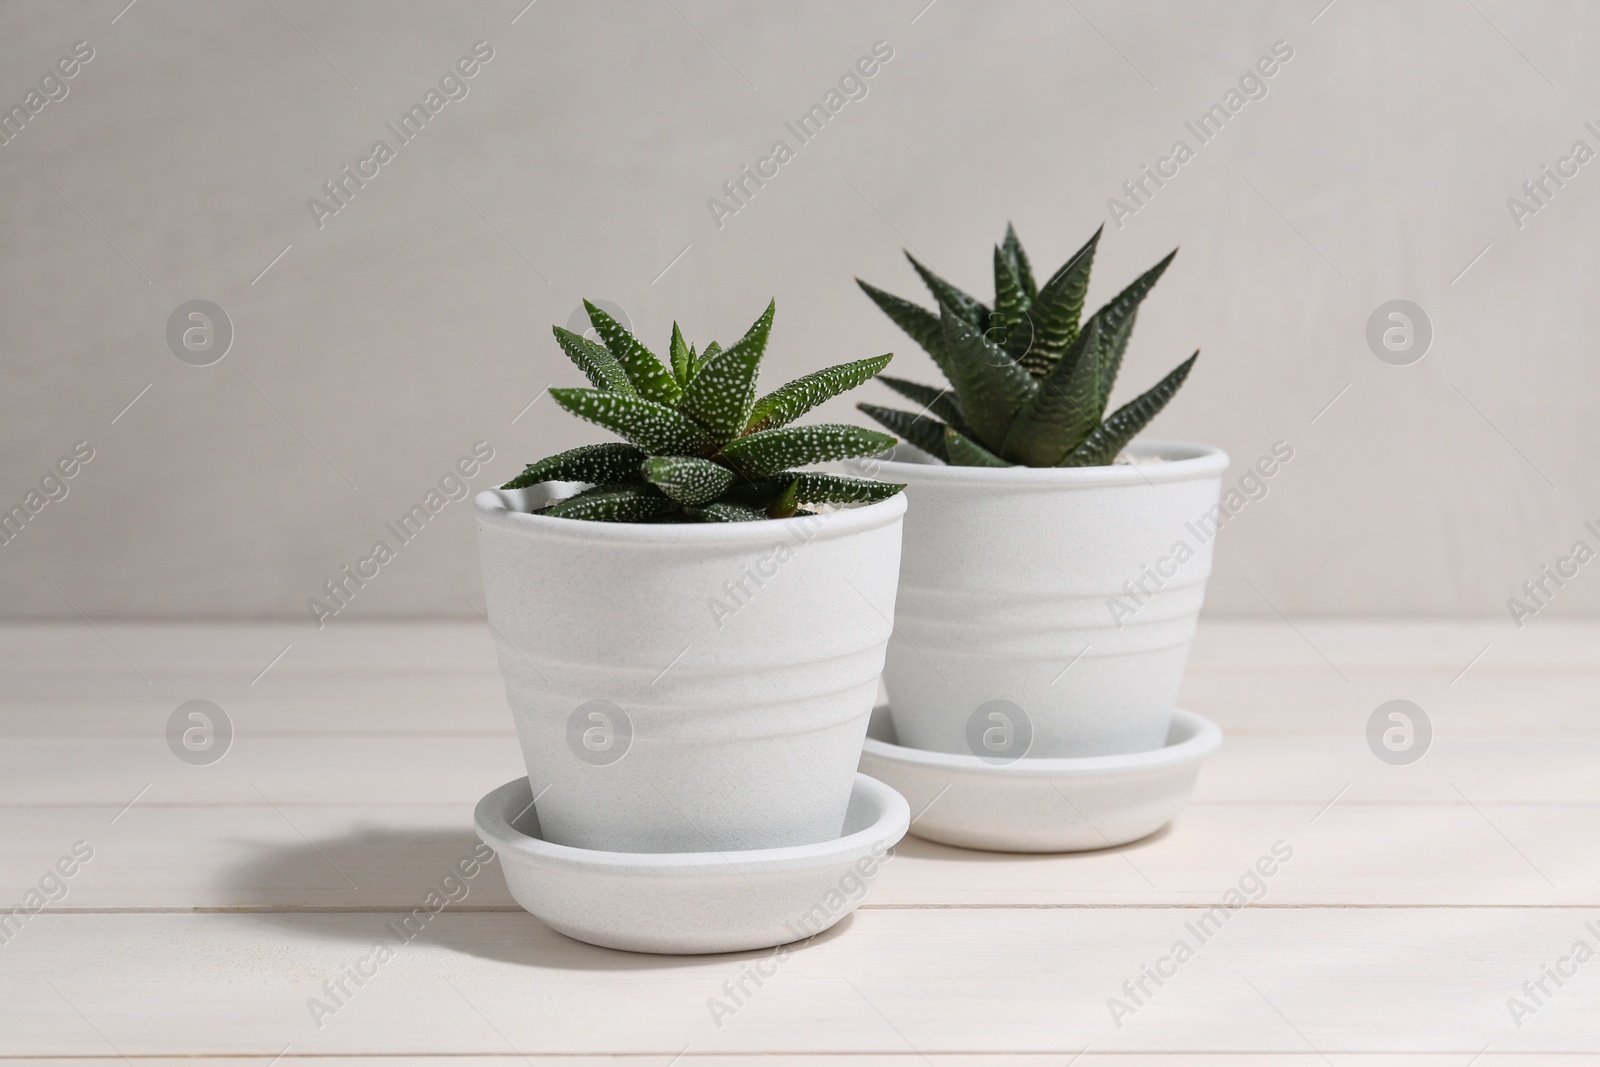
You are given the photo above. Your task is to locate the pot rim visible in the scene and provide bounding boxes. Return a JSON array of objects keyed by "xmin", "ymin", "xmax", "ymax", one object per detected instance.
[
  {"xmin": 475, "ymin": 772, "xmax": 909, "ymax": 870},
  {"xmin": 474, "ymin": 482, "xmax": 907, "ymax": 545},
  {"xmin": 846, "ymin": 438, "xmax": 1229, "ymax": 488}
]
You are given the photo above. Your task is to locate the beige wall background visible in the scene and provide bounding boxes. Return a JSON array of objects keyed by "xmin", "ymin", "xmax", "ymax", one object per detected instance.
[{"xmin": 2, "ymin": 0, "xmax": 1596, "ymax": 626}]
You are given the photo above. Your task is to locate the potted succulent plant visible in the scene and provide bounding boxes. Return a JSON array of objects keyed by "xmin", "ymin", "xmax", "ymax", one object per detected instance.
[
  {"xmin": 846, "ymin": 226, "xmax": 1228, "ymax": 758},
  {"xmin": 475, "ymin": 300, "xmax": 907, "ymax": 853}
]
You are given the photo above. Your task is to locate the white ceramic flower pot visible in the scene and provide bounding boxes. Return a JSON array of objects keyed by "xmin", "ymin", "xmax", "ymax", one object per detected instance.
[
  {"xmin": 473, "ymin": 485, "xmax": 906, "ymax": 853},
  {"xmin": 845, "ymin": 441, "xmax": 1227, "ymax": 758}
]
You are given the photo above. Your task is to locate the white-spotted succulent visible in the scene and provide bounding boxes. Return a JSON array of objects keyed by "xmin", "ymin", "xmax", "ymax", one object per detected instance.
[
  {"xmin": 856, "ymin": 225, "xmax": 1197, "ymax": 467},
  {"xmin": 505, "ymin": 300, "xmax": 905, "ymax": 522}
]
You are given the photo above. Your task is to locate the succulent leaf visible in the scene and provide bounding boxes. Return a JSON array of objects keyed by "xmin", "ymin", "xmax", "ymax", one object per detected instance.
[
  {"xmin": 552, "ymin": 327, "xmax": 635, "ymax": 394},
  {"xmin": 690, "ymin": 340, "xmax": 721, "ymax": 381},
  {"xmin": 767, "ymin": 477, "xmax": 800, "ymax": 518},
  {"xmin": 856, "ymin": 403, "xmax": 949, "ymax": 462},
  {"xmin": 680, "ymin": 310, "xmax": 768, "ymax": 442},
  {"xmin": 747, "ymin": 353, "xmax": 892, "ymax": 433},
  {"xmin": 540, "ymin": 484, "xmax": 675, "ymax": 522},
  {"xmin": 502, "ymin": 442, "xmax": 646, "ymax": 489},
  {"xmin": 583, "ymin": 300, "xmax": 680, "ymax": 404},
  {"xmin": 640, "ymin": 455, "xmax": 735, "ymax": 505},
  {"xmin": 550, "ymin": 388, "xmax": 714, "ymax": 454},
  {"xmin": 1023, "ymin": 225, "xmax": 1101, "ymax": 376},
  {"xmin": 854, "ymin": 279, "xmax": 950, "ymax": 384},
  {"xmin": 720, "ymin": 424, "xmax": 896, "ymax": 477},
  {"xmin": 989, "ymin": 245, "xmax": 1034, "ymax": 362},
  {"xmin": 519, "ymin": 300, "xmax": 904, "ymax": 521},
  {"xmin": 669, "ymin": 323, "xmax": 692, "ymax": 387},
  {"xmin": 725, "ymin": 300, "xmax": 775, "ymax": 363},
  {"xmin": 1001, "ymin": 315, "xmax": 1105, "ymax": 465},
  {"xmin": 1001, "ymin": 222, "xmax": 1036, "ymax": 299},
  {"xmin": 944, "ymin": 425, "xmax": 1011, "ymax": 467},
  {"xmin": 686, "ymin": 501, "xmax": 767, "ymax": 522},
  {"xmin": 907, "ymin": 253, "xmax": 988, "ymax": 328},
  {"xmin": 784, "ymin": 471, "xmax": 907, "ymax": 505},
  {"xmin": 856, "ymin": 228, "xmax": 1196, "ymax": 468},
  {"xmin": 1062, "ymin": 352, "xmax": 1198, "ymax": 466},
  {"xmin": 1083, "ymin": 249, "xmax": 1176, "ymax": 397},
  {"xmin": 938, "ymin": 304, "xmax": 1038, "ymax": 450},
  {"xmin": 1096, "ymin": 307, "xmax": 1139, "ymax": 410},
  {"xmin": 737, "ymin": 471, "xmax": 906, "ymax": 510},
  {"xmin": 876, "ymin": 375, "xmax": 970, "ymax": 435}
]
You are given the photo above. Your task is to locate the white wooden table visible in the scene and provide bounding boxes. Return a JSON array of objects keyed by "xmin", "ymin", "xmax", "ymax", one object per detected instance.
[{"xmin": 3, "ymin": 620, "xmax": 1596, "ymax": 1064}]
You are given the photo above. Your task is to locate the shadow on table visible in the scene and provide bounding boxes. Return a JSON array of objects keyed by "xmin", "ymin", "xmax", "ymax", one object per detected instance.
[{"xmin": 224, "ymin": 824, "xmax": 854, "ymax": 971}]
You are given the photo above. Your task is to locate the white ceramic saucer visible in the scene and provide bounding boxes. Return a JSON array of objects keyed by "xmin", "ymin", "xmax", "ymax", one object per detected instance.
[
  {"xmin": 475, "ymin": 772, "xmax": 909, "ymax": 954},
  {"xmin": 858, "ymin": 706, "xmax": 1221, "ymax": 853}
]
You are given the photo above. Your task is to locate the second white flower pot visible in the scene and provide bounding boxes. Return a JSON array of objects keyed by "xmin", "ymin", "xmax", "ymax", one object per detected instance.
[
  {"xmin": 474, "ymin": 485, "xmax": 906, "ymax": 853},
  {"xmin": 847, "ymin": 441, "xmax": 1228, "ymax": 758}
]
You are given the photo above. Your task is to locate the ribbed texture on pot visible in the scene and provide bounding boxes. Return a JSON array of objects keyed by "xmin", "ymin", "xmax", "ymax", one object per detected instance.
[
  {"xmin": 847, "ymin": 442, "xmax": 1227, "ymax": 758},
  {"xmin": 474, "ymin": 488, "xmax": 906, "ymax": 853}
]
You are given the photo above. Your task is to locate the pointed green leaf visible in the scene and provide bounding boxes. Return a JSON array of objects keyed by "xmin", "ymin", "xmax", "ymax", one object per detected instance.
[
  {"xmin": 550, "ymin": 388, "xmax": 714, "ymax": 454},
  {"xmin": 856, "ymin": 403, "xmax": 948, "ymax": 462},
  {"xmin": 907, "ymin": 252, "xmax": 988, "ymax": 328},
  {"xmin": 540, "ymin": 484, "xmax": 675, "ymax": 522},
  {"xmin": 681, "ymin": 335, "xmax": 764, "ymax": 443},
  {"xmin": 583, "ymin": 300, "xmax": 680, "ymax": 404},
  {"xmin": 1022, "ymin": 226, "xmax": 1101, "ymax": 376},
  {"xmin": 726, "ymin": 300, "xmax": 774, "ymax": 363},
  {"xmin": 640, "ymin": 455, "xmax": 735, "ymax": 505},
  {"xmin": 719, "ymin": 424, "xmax": 897, "ymax": 477},
  {"xmin": 685, "ymin": 501, "xmax": 766, "ymax": 522},
  {"xmin": 1096, "ymin": 307, "xmax": 1139, "ymax": 410},
  {"xmin": 856, "ymin": 279, "xmax": 951, "ymax": 384},
  {"xmin": 678, "ymin": 301, "xmax": 773, "ymax": 439},
  {"xmin": 692, "ymin": 340, "xmax": 721, "ymax": 381},
  {"xmin": 939, "ymin": 304, "xmax": 1037, "ymax": 451},
  {"xmin": 1062, "ymin": 352, "xmax": 1198, "ymax": 467},
  {"xmin": 552, "ymin": 327, "xmax": 635, "ymax": 394},
  {"xmin": 747, "ymin": 353, "xmax": 892, "ymax": 433},
  {"xmin": 502, "ymin": 443, "xmax": 646, "ymax": 489},
  {"xmin": 768, "ymin": 477, "xmax": 800, "ymax": 518},
  {"xmin": 989, "ymin": 244, "xmax": 1034, "ymax": 362},
  {"xmin": 876, "ymin": 375, "xmax": 970, "ymax": 435},
  {"xmin": 781, "ymin": 472, "xmax": 905, "ymax": 505},
  {"xmin": 1002, "ymin": 316, "xmax": 1105, "ymax": 466},
  {"xmin": 732, "ymin": 471, "xmax": 904, "ymax": 509},
  {"xmin": 1002, "ymin": 223, "xmax": 1036, "ymax": 299},
  {"xmin": 669, "ymin": 323, "xmax": 692, "ymax": 387},
  {"xmin": 944, "ymin": 425, "xmax": 1012, "ymax": 467},
  {"xmin": 1082, "ymin": 249, "xmax": 1174, "ymax": 399}
]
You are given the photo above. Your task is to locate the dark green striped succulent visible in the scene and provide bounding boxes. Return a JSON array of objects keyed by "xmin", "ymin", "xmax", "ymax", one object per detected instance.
[
  {"xmin": 856, "ymin": 225, "xmax": 1197, "ymax": 467},
  {"xmin": 504, "ymin": 300, "xmax": 905, "ymax": 522}
]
